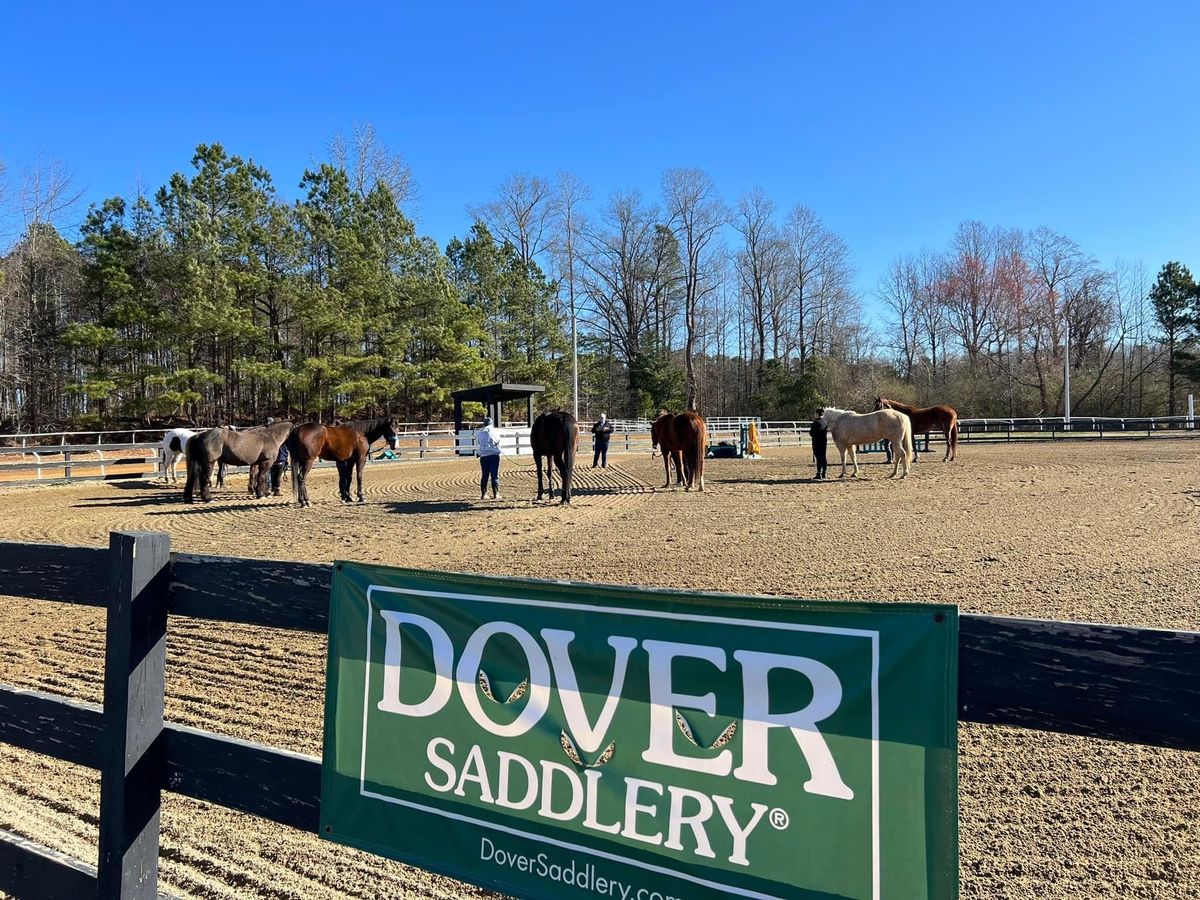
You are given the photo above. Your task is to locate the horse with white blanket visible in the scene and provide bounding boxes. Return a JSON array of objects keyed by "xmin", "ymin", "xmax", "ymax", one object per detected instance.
[{"xmin": 822, "ymin": 407, "xmax": 913, "ymax": 479}]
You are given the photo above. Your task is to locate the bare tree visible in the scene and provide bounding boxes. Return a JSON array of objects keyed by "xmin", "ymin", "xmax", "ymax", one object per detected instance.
[
  {"xmin": 733, "ymin": 188, "xmax": 793, "ymax": 391},
  {"xmin": 1025, "ymin": 226, "xmax": 1097, "ymax": 412},
  {"xmin": 878, "ymin": 255, "xmax": 921, "ymax": 382},
  {"xmin": 552, "ymin": 171, "xmax": 591, "ymax": 417},
  {"xmin": 784, "ymin": 205, "xmax": 854, "ymax": 372},
  {"xmin": 663, "ymin": 168, "xmax": 726, "ymax": 410},
  {"xmin": 577, "ymin": 190, "xmax": 668, "ymax": 369},
  {"xmin": 468, "ymin": 173, "xmax": 555, "ymax": 267},
  {"xmin": 328, "ymin": 121, "xmax": 417, "ymax": 206}
]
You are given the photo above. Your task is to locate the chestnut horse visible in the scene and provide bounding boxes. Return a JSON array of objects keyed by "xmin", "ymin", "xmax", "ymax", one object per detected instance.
[
  {"xmin": 530, "ymin": 410, "xmax": 579, "ymax": 504},
  {"xmin": 286, "ymin": 417, "xmax": 399, "ymax": 507},
  {"xmin": 873, "ymin": 397, "xmax": 959, "ymax": 461},
  {"xmin": 651, "ymin": 410, "xmax": 707, "ymax": 491}
]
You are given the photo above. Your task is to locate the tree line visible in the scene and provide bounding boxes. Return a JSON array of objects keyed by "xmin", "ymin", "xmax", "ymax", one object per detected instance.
[{"xmin": 1, "ymin": 133, "xmax": 1196, "ymax": 432}]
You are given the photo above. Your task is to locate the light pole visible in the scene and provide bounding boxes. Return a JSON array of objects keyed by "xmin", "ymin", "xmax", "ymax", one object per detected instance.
[
  {"xmin": 571, "ymin": 298, "xmax": 579, "ymax": 420},
  {"xmin": 1062, "ymin": 314, "xmax": 1072, "ymax": 429}
]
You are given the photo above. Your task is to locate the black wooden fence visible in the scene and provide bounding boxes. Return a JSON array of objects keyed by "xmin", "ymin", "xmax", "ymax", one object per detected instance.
[{"xmin": 1, "ymin": 532, "xmax": 1198, "ymax": 899}]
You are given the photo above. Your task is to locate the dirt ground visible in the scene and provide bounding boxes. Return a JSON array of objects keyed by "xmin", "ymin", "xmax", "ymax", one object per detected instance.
[{"xmin": 0, "ymin": 439, "xmax": 1198, "ymax": 899}]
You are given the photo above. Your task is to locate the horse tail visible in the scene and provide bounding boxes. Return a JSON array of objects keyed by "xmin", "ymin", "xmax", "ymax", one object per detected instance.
[
  {"xmin": 903, "ymin": 417, "xmax": 914, "ymax": 463},
  {"xmin": 561, "ymin": 421, "xmax": 577, "ymax": 503},
  {"xmin": 285, "ymin": 426, "xmax": 301, "ymax": 501},
  {"xmin": 184, "ymin": 436, "xmax": 204, "ymax": 501},
  {"xmin": 950, "ymin": 416, "xmax": 959, "ymax": 456},
  {"xmin": 686, "ymin": 420, "xmax": 705, "ymax": 490}
]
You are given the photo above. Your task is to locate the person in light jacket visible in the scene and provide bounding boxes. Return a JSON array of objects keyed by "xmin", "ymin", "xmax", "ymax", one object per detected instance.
[
  {"xmin": 591, "ymin": 413, "xmax": 613, "ymax": 468},
  {"xmin": 475, "ymin": 416, "xmax": 503, "ymax": 499}
]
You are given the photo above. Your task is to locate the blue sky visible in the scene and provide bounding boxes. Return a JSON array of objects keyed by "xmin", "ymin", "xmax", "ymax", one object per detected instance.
[{"xmin": 3, "ymin": 1, "xmax": 1198, "ymax": 306}]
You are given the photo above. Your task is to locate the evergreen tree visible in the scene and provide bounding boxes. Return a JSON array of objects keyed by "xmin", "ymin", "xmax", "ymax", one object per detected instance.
[
  {"xmin": 447, "ymin": 223, "xmax": 568, "ymax": 408},
  {"xmin": 1148, "ymin": 261, "xmax": 1196, "ymax": 415}
]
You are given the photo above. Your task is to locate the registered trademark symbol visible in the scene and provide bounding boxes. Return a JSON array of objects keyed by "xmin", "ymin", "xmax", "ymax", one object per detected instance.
[{"xmin": 769, "ymin": 808, "xmax": 790, "ymax": 830}]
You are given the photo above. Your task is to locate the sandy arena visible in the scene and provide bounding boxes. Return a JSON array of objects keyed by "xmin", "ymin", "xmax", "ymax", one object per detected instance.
[{"xmin": 0, "ymin": 439, "xmax": 1197, "ymax": 899}]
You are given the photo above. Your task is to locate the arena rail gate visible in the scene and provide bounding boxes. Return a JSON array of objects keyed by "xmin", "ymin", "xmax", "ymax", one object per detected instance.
[{"xmin": 0, "ymin": 532, "xmax": 1197, "ymax": 899}]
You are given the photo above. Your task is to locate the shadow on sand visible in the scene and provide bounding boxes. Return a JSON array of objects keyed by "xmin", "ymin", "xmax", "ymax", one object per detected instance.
[{"xmin": 382, "ymin": 500, "xmax": 479, "ymax": 515}]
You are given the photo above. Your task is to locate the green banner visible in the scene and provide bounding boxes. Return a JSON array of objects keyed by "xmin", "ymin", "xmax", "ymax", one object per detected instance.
[{"xmin": 321, "ymin": 564, "xmax": 958, "ymax": 900}]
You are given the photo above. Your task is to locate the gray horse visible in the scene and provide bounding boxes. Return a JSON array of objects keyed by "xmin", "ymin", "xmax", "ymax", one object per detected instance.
[{"xmin": 184, "ymin": 421, "xmax": 292, "ymax": 503}]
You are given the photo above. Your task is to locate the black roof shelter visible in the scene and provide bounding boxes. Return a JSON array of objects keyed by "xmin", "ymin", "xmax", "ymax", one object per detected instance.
[{"xmin": 452, "ymin": 383, "xmax": 545, "ymax": 432}]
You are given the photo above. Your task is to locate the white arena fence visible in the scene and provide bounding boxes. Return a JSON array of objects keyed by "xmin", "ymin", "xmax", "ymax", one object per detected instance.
[{"xmin": 0, "ymin": 414, "xmax": 1195, "ymax": 484}]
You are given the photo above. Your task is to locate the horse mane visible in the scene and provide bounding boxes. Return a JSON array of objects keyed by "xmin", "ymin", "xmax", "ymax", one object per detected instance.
[{"xmin": 878, "ymin": 397, "xmax": 919, "ymax": 414}]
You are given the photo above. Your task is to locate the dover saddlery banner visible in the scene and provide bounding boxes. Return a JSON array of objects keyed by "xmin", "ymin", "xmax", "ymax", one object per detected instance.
[{"xmin": 321, "ymin": 564, "xmax": 958, "ymax": 900}]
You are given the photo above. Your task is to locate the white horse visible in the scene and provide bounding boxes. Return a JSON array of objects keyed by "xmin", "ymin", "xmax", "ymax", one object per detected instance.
[
  {"xmin": 822, "ymin": 407, "xmax": 914, "ymax": 479},
  {"xmin": 159, "ymin": 428, "xmax": 197, "ymax": 484}
]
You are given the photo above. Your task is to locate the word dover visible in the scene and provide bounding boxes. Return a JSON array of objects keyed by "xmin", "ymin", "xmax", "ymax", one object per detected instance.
[{"xmin": 375, "ymin": 611, "xmax": 857, "ymax": 867}]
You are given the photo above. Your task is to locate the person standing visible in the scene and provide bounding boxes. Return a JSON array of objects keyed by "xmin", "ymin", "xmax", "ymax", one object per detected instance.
[
  {"xmin": 809, "ymin": 409, "xmax": 829, "ymax": 480},
  {"xmin": 476, "ymin": 416, "xmax": 503, "ymax": 499},
  {"xmin": 270, "ymin": 440, "xmax": 290, "ymax": 496},
  {"xmin": 591, "ymin": 413, "xmax": 613, "ymax": 468}
]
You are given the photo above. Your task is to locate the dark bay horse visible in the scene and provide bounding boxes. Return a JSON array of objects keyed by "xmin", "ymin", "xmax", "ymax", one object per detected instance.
[
  {"xmin": 286, "ymin": 417, "xmax": 399, "ymax": 507},
  {"xmin": 530, "ymin": 410, "xmax": 579, "ymax": 504},
  {"xmin": 873, "ymin": 397, "xmax": 959, "ymax": 461},
  {"xmin": 651, "ymin": 411, "xmax": 707, "ymax": 491},
  {"xmin": 184, "ymin": 421, "xmax": 293, "ymax": 502}
]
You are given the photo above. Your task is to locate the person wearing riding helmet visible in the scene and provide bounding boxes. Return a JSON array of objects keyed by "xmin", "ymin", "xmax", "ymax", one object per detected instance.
[{"xmin": 475, "ymin": 416, "xmax": 503, "ymax": 499}]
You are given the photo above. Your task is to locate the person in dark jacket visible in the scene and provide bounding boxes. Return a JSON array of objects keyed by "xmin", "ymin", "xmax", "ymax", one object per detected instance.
[
  {"xmin": 809, "ymin": 409, "xmax": 829, "ymax": 480},
  {"xmin": 270, "ymin": 440, "xmax": 290, "ymax": 496},
  {"xmin": 591, "ymin": 413, "xmax": 613, "ymax": 468}
]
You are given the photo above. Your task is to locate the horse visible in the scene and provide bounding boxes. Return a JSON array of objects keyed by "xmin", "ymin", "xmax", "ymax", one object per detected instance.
[
  {"xmin": 184, "ymin": 421, "xmax": 293, "ymax": 502},
  {"xmin": 823, "ymin": 407, "xmax": 913, "ymax": 479},
  {"xmin": 159, "ymin": 427, "xmax": 197, "ymax": 484},
  {"xmin": 651, "ymin": 410, "xmax": 707, "ymax": 491},
  {"xmin": 530, "ymin": 410, "xmax": 579, "ymax": 504},
  {"xmin": 650, "ymin": 412, "xmax": 685, "ymax": 488},
  {"xmin": 286, "ymin": 417, "xmax": 399, "ymax": 507},
  {"xmin": 873, "ymin": 397, "xmax": 959, "ymax": 461}
]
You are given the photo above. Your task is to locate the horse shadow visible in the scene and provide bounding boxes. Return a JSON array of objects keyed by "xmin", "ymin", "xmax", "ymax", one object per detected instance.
[
  {"xmin": 73, "ymin": 493, "xmax": 186, "ymax": 509},
  {"xmin": 141, "ymin": 499, "xmax": 290, "ymax": 517},
  {"xmin": 382, "ymin": 500, "xmax": 476, "ymax": 516}
]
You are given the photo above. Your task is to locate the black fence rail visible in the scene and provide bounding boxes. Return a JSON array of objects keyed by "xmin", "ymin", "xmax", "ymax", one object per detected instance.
[
  {"xmin": 1, "ymin": 533, "xmax": 1198, "ymax": 899},
  {"xmin": 956, "ymin": 415, "xmax": 1197, "ymax": 442}
]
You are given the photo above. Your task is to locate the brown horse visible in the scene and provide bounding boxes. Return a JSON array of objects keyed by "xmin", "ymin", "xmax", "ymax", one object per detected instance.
[
  {"xmin": 873, "ymin": 397, "xmax": 959, "ymax": 461},
  {"xmin": 651, "ymin": 410, "xmax": 707, "ymax": 491},
  {"xmin": 184, "ymin": 421, "xmax": 293, "ymax": 503},
  {"xmin": 530, "ymin": 410, "xmax": 579, "ymax": 504},
  {"xmin": 286, "ymin": 417, "xmax": 399, "ymax": 507}
]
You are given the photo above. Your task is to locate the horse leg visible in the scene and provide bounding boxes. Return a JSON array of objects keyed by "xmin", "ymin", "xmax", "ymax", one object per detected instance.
[
  {"xmin": 556, "ymin": 454, "xmax": 570, "ymax": 505},
  {"xmin": 338, "ymin": 461, "xmax": 351, "ymax": 503},
  {"xmin": 838, "ymin": 444, "xmax": 847, "ymax": 479},
  {"xmin": 356, "ymin": 453, "xmax": 366, "ymax": 503},
  {"xmin": 301, "ymin": 458, "xmax": 315, "ymax": 507},
  {"xmin": 562, "ymin": 447, "xmax": 575, "ymax": 505},
  {"xmin": 661, "ymin": 451, "xmax": 672, "ymax": 489},
  {"xmin": 535, "ymin": 453, "xmax": 544, "ymax": 500}
]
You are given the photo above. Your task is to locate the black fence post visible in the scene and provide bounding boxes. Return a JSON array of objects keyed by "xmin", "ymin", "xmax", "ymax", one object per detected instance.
[{"xmin": 97, "ymin": 531, "xmax": 170, "ymax": 900}]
